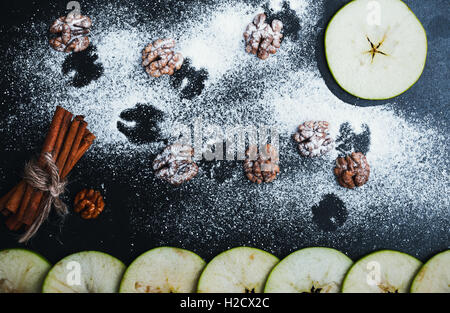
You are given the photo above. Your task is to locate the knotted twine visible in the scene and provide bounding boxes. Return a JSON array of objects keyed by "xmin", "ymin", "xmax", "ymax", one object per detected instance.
[{"xmin": 19, "ymin": 152, "xmax": 67, "ymax": 243}]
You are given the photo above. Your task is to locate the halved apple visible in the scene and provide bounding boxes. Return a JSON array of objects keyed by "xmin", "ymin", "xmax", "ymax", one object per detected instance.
[
  {"xmin": 342, "ymin": 250, "xmax": 421, "ymax": 293},
  {"xmin": 120, "ymin": 247, "xmax": 205, "ymax": 293},
  {"xmin": 0, "ymin": 249, "xmax": 51, "ymax": 293},
  {"xmin": 197, "ymin": 247, "xmax": 279, "ymax": 293},
  {"xmin": 264, "ymin": 247, "xmax": 353, "ymax": 293},
  {"xmin": 410, "ymin": 250, "xmax": 450, "ymax": 293},
  {"xmin": 325, "ymin": 0, "xmax": 427, "ymax": 100}
]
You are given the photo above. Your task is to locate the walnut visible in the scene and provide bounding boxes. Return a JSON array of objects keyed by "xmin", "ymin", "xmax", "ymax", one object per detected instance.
[
  {"xmin": 243, "ymin": 13, "xmax": 283, "ymax": 60},
  {"xmin": 334, "ymin": 152, "xmax": 370, "ymax": 189},
  {"xmin": 244, "ymin": 144, "xmax": 280, "ymax": 184},
  {"xmin": 293, "ymin": 121, "xmax": 334, "ymax": 157},
  {"xmin": 153, "ymin": 144, "xmax": 198, "ymax": 185},
  {"xmin": 74, "ymin": 189, "xmax": 105, "ymax": 219},
  {"xmin": 49, "ymin": 13, "xmax": 92, "ymax": 53},
  {"xmin": 142, "ymin": 39, "xmax": 184, "ymax": 77}
]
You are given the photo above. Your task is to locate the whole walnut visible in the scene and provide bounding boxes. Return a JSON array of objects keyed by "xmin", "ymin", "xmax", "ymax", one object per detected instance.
[
  {"xmin": 244, "ymin": 144, "xmax": 280, "ymax": 184},
  {"xmin": 49, "ymin": 13, "xmax": 92, "ymax": 53},
  {"xmin": 243, "ymin": 13, "xmax": 283, "ymax": 60},
  {"xmin": 153, "ymin": 144, "xmax": 198, "ymax": 185},
  {"xmin": 142, "ymin": 39, "xmax": 184, "ymax": 77},
  {"xmin": 293, "ymin": 121, "xmax": 334, "ymax": 157},
  {"xmin": 334, "ymin": 152, "xmax": 370, "ymax": 189},
  {"xmin": 74, "ymin": 189, "xmax": 105, "ymax": 219}
]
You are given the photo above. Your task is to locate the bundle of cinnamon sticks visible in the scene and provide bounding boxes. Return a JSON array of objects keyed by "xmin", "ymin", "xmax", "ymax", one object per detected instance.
[{"xmin": 0, "ymin": 106, "xmax": 95, "ymax": 233}]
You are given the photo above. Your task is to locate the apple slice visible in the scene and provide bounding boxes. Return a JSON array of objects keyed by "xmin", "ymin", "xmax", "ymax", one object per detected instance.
[
  {"xmin": 197, "ymin": 247, "xmax": 279, "ymax": 293},
  {"xmin": 42, "ymin": 251, "xmax": 125, "ymax": 293},
  {"xmin": 0, "ymin": 249, "xmax": 51, "ymax": 293},
  {"xmin": 410, "ymin": 250, "xmax": 450, "ymax": 293},
  {"xmin": 342, "ymin": 250, "xmax": 421, "ymax": 293},
  {"xmin": 325, "ymin": 0, "xmax": 427, "ymax": 100},
  {"xmin": 264, "ymin": 247, "xmax": 353, "ymax": 293},
  {"xmin": 120, "ymin": 247, "xmax": 205, "ymax": 293}
]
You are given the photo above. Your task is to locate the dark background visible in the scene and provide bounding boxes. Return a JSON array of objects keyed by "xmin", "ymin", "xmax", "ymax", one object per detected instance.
[{"xmin": 0, "ymin": 0, "xmax": 448, "ymax": 265}]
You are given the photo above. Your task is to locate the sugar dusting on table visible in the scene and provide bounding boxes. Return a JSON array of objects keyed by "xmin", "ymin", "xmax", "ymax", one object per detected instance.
[{"xmin": 1, "ymin": 0, "xmax": 448, "ymax": 255}]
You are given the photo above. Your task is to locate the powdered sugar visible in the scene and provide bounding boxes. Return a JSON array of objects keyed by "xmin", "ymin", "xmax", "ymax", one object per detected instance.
[
  {"xmin": 269, "ymin": 0, "xmax": 308, "ymax": 15},
  {"xmin": 178, "ymin": 4, "xmax": 255, "ymax": 79},
  {"xmin": 1, "ymin": 0, "xmax": 448, "ymax": 256}
]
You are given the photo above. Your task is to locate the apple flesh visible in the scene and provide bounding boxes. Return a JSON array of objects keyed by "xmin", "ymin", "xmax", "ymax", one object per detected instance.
[
  {"xmin": 197, "ymin": 247, "xmax": 279, "ymax": 293},
  {"xmin": 43, "ymin": 251, "xmax": 125, "ymax": 293},
  {"xmin": 264, "ymin": 247, "xmax": 353, "ymax": 293},
  {"xmin": 120, "ymin": 247, "xmax": 205, "ymax": 293},
  {"xmin": 0, "ymin": 249, "xmax": 51, "ymax": 293},
  {"xmin": 411, "ymin": 250, "xmax": 450, "ymax": 293},
  {"xmin": 341, "ymin": 250, "xmax": 422, "ymax": 293},
  {"xmin": 325, "ymin": 0, "xmax": 427, "ymax": 100}
]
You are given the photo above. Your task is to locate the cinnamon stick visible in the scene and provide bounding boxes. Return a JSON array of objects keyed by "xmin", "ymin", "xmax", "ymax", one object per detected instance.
[
  {"xmin": 14, "ymin": 111, "xmax": 74, "ymax": 226},
  {"xmin": 3, "ymin": 106, "xmax": 66, "ymax": 216},
  {"xmin": 22, "ymin": 116, "xmax": 85, "ymax": 225},
  {"xmin": 5, "ymin": 213, "xmax": 22, "ymax": 231},
  {"xmin": 19, "ymin": 108, "xmax": 70, "ymax": 226},
  {"xmin": 24, "ymin": 131, "xmax": 95, "ymax": 225},
  {"xmin": 0, "ymin": 186, "xmax": 17, "ymax": 216},
  {"xmin": 7, "ymin": 184, "xmax": 33, "ymax": 230},
  {"xmin": 55, "ymin": 116, "xmax": 83, "ymax": 171},
  {"xmin": 5, "ymin": 180, "xmax": 26, "ymax": 214},
  {"xmin": 53, "ymin": 111, "xmax": 74, "ymax": 159},
  {"xmin": 5, "ymin": 185, "xmax": 32, "ymax": 231},
  {"xmin": 21, "ymin": 192, "xmax": 43, "ymax": 226},
  {"xmin": 60, "ymin": 120, "xmax": 87, "ymax": 178},
  {"xmin": 2, "ymin": 106, "xmax": 96, "ymax": 240},
  {"xmin": 38, "ymin": 106, "xmax": 67, "ymax": 166},
  {"xmin": 61, "ymin": 130, "xmax": 95, "ymax": 178}
]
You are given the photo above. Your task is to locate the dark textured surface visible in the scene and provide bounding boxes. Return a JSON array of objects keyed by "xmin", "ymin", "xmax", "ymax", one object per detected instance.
[{"xmin": 0, "ymin": 0, "xmax": 448, "ymax": 265}]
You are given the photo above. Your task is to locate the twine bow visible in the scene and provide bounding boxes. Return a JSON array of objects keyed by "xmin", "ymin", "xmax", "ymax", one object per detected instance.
[{"xmin": 19, "ymin": 152, "xmax": 68, "ymax": 243}]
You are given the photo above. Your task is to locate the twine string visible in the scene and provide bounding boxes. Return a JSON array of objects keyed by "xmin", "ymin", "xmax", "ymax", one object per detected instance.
[{"xmin": 19, "ymin": 152, "xmax": 67, "ymax": 243}]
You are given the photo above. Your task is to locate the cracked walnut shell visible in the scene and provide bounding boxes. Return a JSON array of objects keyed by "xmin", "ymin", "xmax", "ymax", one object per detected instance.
[
  {"xmin": 153, "ymin": 143, "xmax": 199, "ymax": 185},
  {"xmin": 243, "ymin": 13, "xmax": 283, "ymax": 60},
  {"xmin": 74, "ymin": 189, "xmax": 105, "ymax": 219},
  {"xmin": 334, "ymin": 152, "xmax": 370, "ymax": 189},
  {"xmin": 142, "ymin": 39, "xmax": 184, "ymax": 77},
  {"xmin": 244, "ymin": 144, "xmax": 280, "ymax": 184},
  {"xmin": 49, "ymin": 13, "xmax": 92, "ymax": 52},
  {"xmin": 293, "ymin": 121, "xmax": 334, "ymax": 157}
]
